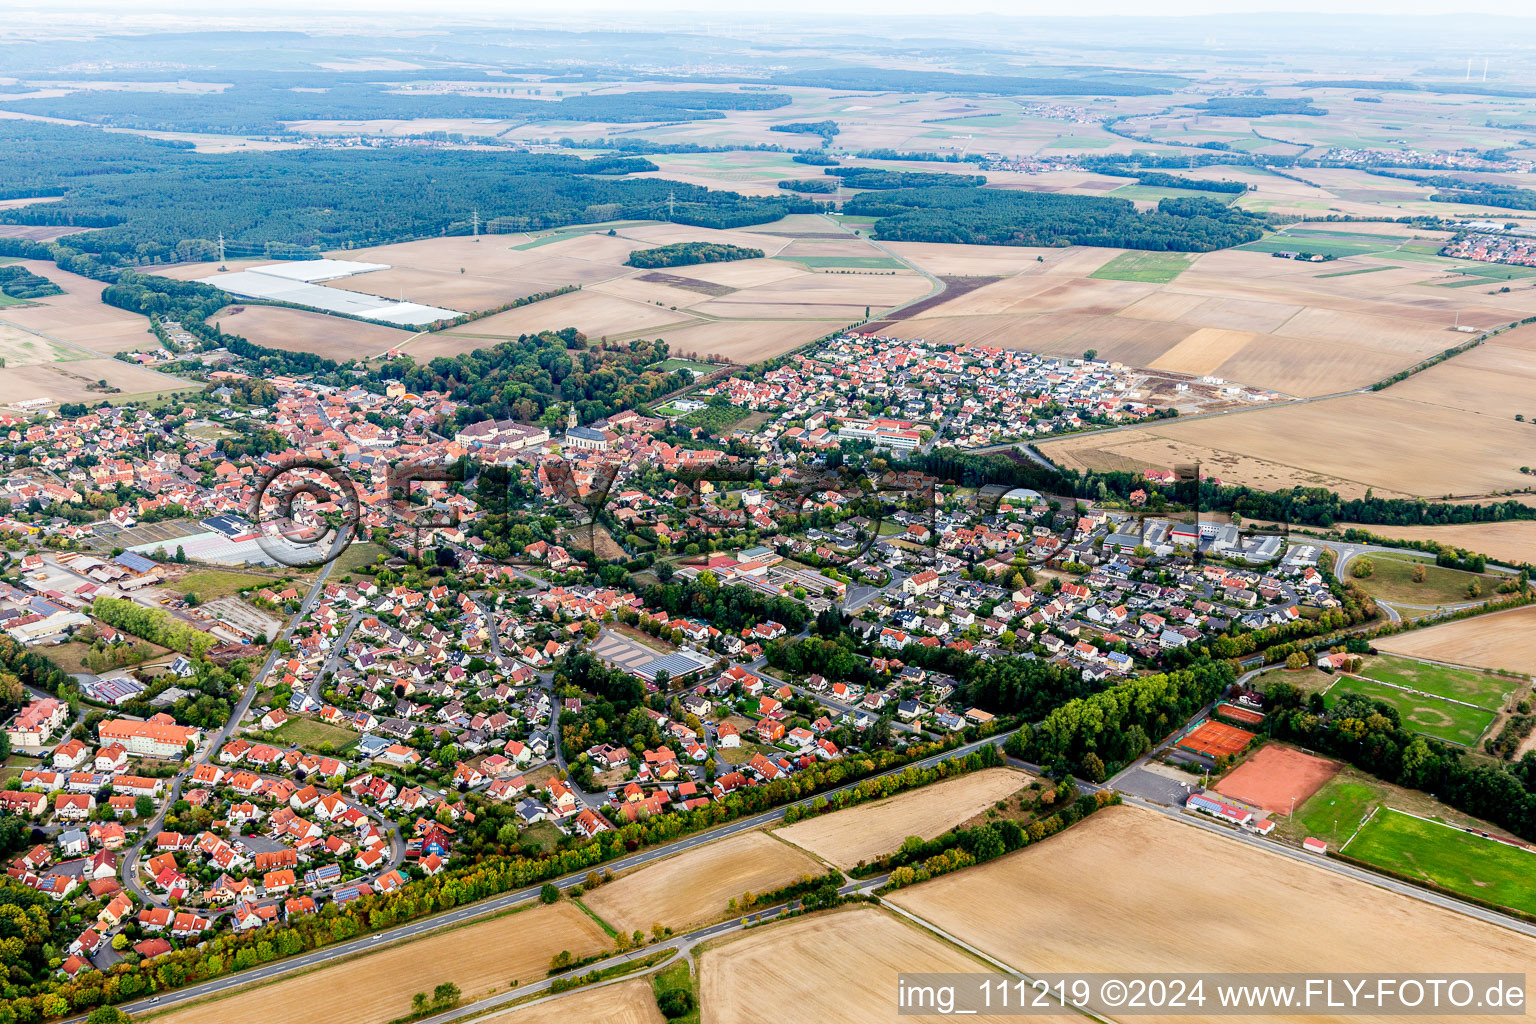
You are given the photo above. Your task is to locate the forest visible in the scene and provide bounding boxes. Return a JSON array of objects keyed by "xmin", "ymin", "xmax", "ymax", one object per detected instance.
[
  {"xmin": 770, "ymin": 120, "xmax": 839, "ymax": 144},
  {"xmin": 0, "ymin": 85, "xmax": 792, "ymax": 134},
  {"xmin": 0, "ymin": 122, "xmax": 814, "ymax": 262},
  {"xmin": 624, "ymin": 241, "xmax": 765, "ymax": 268},
  {"xmin": 792, "ymin": 153, "xmax": 840, "ymax": 166},
  {"xmin": 827, "ymin": 167, "xmax": 986, "ymax": 189},
  {"xmin": 778, "ymin": 178, "xmax": 839, "ymax": 193},
  {"xmin": 845, "ymin": 188, "xmax": 1265, "ymax": 251},
  {"xmin": 0, "ymin": 264, "xmax": 63, "ymax": 299},
  {"xmin": 1183, "ymin": 96, "xmax": 1327, "ymax": 117},
  {"xmin": 1100, "ymin": 168, "xmax": 1249, "ymax": 194}
]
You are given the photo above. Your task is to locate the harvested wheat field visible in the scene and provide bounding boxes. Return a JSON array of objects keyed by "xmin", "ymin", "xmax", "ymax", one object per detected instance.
[
  {"xmin": 700, "ymin": 905, "xmax": 1076, "ymax": 1024},
  {"xmin": 1335, "ymin": 522, "xmax": 1536, "ymax": 568},
  {"xmin": 1376, "ymin": 605, "xmax": 1536, "ymax": 676},
  {"xmin": 1041, "ymin": 386, "xmax": 1536, "ymax": 500},
  {"xmin": 483, "ymin": 979, "xmax": 663, "ymax": 1024},
  {"xmin": 436, "ymin": 290, "xmax": 695, "ymax": 343},
  {"xmin": 583, "ymin": 831, "xmax": 824, "ymax": 934},
  {"xmin": 775, "ymin": 767, "xmax": 1029, "ymax": 868},
  {"xmin": 0, "ymin": 261, "xmax": 157, "ymax": 354},
  {"xmin": 211, "ymin": 305, "xmax": 412, "ymax": 360},
  {"xmin": 889, "ymin": 804, "xmax": 1536, "ymax": 1024},
  {"xmin": 0, "ymin": 359, "xmax": 191, "ymax": 407},
  {"xmin": 1149, "ymin": 327, "xmax": 1255, "ymax": 375},
  {"xmin": 884, "ymin": 241, "xmax": 1057, "ymax": 276},
  {"xmin": 648, "ymin": 318, "xmax": 836, "ymax": 364},
  {"xmin": 154, "ymin": 902, "xmax": 610, "ymax": 1024}
]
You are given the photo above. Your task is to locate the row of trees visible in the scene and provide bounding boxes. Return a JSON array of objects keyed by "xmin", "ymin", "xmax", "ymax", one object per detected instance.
[
  {"xmin": 624, "ymin": 242, "xmax": 765, "ymax": 268},
  {"xmin": 90, "ymin": 596, "xmax": 216, "ymax": 657}
]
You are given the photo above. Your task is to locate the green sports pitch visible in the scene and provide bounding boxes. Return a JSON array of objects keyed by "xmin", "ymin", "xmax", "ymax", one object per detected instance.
[
  {"xmin": 1345, "ymin": 807, "xmax": 1536, "ymax": 917},
  {"xmin": 1356, "ymin": 654, "xmax": 1515, "ymax": 712},
  {"xmin": 1323, "ymin": 676, "xmax": 1495, "ymax": 747}
]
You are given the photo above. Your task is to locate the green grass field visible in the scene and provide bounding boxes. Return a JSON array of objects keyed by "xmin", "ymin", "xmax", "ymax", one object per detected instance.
[
  {"xmin": 649, "ymin": 358, "xmax": 721, "ymax": 375},
  {"xmin": 1349, "ymin": 553, "xmax": 1500, "ymax": 607},
  {"xmin": 1292, "ymin": 776, "xmax": 1382, "ymax": 847},
  {"xmin": 176, "ymin": 569, "xmax": 272, "ymax": 603},
  {"xmin": 276, "ymin": 716, "xmax": 360, "ymax": 752},
  {"xmin": 1346, "ymin": 808, "xmax": 1536, "ymax": 916},
  {"xmin": 1325, "ymin": 677, "xmax": 1495, "ymax": 746},
  {"xmin": 1089, "ymin": 250, "xmax": 1197, "ymax": 284},
  {"xmin": 1237, "ymin": 234, "xmax": 1400, "ymax": 258},
  {"xmin": 1357, "ymin": 654, "xmax": 1516, "ymax": 711},
  {"xmin": 332, "ymin": 541, "xmax": 390, "ymax": 575}
]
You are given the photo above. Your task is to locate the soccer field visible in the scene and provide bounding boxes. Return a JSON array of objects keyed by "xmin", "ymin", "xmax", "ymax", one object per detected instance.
[
  {"xmin": 1357, "ymin": 654, "xmax": 1516, "ymax": 711},
  {"xmin": 1345, "ymin": 808, "xmax": 1536, "ymax": 917},
  {"xmin": 1325, "ymin": 677, "xmax": 1495, "ymax": 746}
]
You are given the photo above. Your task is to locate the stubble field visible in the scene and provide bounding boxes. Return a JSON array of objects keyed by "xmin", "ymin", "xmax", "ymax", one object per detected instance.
[
  {"xmin": 1374, "ymin": 605, "xmax": 1536, "ymax": 676},
  {"xmin": 888, "ymin": 804, "xmax": 1536, "ymax": 1024},
  {"xmin": 210, "ymin": 304, "xmax": 413, "ymax": 360},
  {"xmin": 698, "ymin": 905, "xmax": 1080, "ymax": 1024},
  {"xmin": 484, "ymin": 979, "xmax": 663, "ymax": 1024},
  {"xmin": 581, "ymin": 831, "xmax": 825, "ymax": 934},
  {"xmin": 154, "ymin": 902, "xmax": 611, "ymax": 1024},
  {"xmin": 774, "ymin": 766, "xmax": 1029, "ymax": 868}
]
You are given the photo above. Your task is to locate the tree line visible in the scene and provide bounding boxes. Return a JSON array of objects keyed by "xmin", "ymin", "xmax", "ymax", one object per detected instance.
[{"xmin": 625, "ymin": 242, "xmax": 765, "ymax": 268}]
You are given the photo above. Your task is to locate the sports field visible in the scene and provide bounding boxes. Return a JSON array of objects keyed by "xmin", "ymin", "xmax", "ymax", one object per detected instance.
[
  {"xmin": 1213, "ymin": 745, "xmax": 1337, "ymax": 815},
  {"xmin": 1174, "ymin": 719, "xmax": 1254, "ymax": 758},
  {"xmin": 1345, "ymin": 807, "xmax": 1536, "ymax": 917},
  {"xmin": 1356, "ymin": 654, "xmax": 1517, "ymax": 711},
  {"xmin": 1325, "ymin": 676, "xmax": 1495, "ymax": 746}
]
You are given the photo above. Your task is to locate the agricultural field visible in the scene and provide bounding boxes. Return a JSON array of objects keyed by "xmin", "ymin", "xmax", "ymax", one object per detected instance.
[
  {"xmin": 1343, "ymin": 807, "xmax": 1536, "ymax": 917},
  {"xmin": 887, "ymin": 804, "xmax": 1536, "ymax": 1023},
  {"xmin": 1323, "ymin": 675, "xmax": 1495, "ymax": 746},
  {"xmin": 1336, "ymin": 523, "xmax": 1536, "ymax": 570},
  {"xmin": 1375, "ymin": 605, "xmax": 1536, "ymax": 676},
  {"xmin": 1355, "ymin": 654, "xmax": 1520, "ymax": 711},
  {"xmin": 1348, "ymin": 553, "xmax": 1504, "ymax": 609},
  {"xmin": 580, "ymin": 831, "xmax": 824, "ymax": 935},
  {"xmin": 153, "ymin": 902, "xmax": 610, "ymax": 1024},
  {"xmin": 0, "ymin": 260, "xmax": 161, "ymax": 354},
  {"xmin": 483, "ymin": 979, "xmax": 664, "ymax": 1024},
  {"xmin": 1088, "ymin": 250, "xmax": 1196, "ymax": 284},
  {"xmin": 0, "ymin": 322, "xmax": 85, "ymax": 366},
  {"xmin": 774, "ymin": 767, "xmax": 1029, "ymax": 868},
  {"xmin": 0, "ymin": 357, "xmax": 193, "ymax": 408},
  {"xmin": 878, "ymin": 240, "xmax": 1529, "ymax": 403},
  {"xmin": 697, "ymin": 906, "xmax": 1062, "ymax": 1024},
  {"xmin": 1041, "ymin": 323, "xmax": 1536, "ymax": 500},
  {"xmin": 210, "ymin": 304, "xmax": 411, "ymax": 361}
]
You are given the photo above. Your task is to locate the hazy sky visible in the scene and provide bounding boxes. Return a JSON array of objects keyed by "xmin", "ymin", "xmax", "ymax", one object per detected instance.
[{"xmin": 25, "ymin": 0, "xmax": 1536, "ymax": 18}]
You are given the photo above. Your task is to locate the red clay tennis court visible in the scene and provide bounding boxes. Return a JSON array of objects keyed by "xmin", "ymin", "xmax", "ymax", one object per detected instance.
[
  {"xmin": 1216, "ymin": 702, "xmax": 1265, "ymax": 726},
  {"xmin": 1215, "ymin": 745, "xmax": 1339, "ymax": 814},
  {"xmin": 1176, "ymin": 719, "xmax": 1255, "ymax": 758}
]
